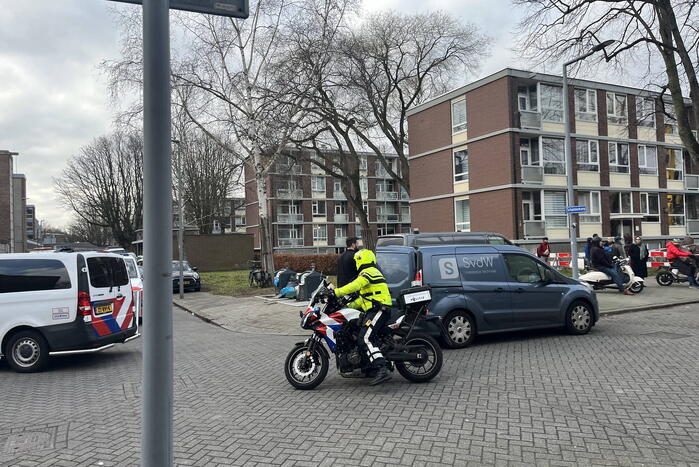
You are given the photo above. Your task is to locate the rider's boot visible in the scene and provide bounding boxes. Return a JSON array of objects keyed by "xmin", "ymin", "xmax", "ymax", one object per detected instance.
[{"xmin": 369, "ymin": 362, "xmax": 391, "ymax": 386}]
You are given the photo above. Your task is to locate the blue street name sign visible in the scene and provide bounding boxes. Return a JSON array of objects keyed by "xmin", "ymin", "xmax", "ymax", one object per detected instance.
[
  {"xmin": 566, "ymin": 206, "xmax": 587, "ymax": 214},
  {"xmin": 109, "ymin": 0, "xmax": 249, "ymax": 18}
]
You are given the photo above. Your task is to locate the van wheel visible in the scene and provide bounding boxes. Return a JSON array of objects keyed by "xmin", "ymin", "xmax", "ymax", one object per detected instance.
[
  {"xmin": 565, "ymin": 301, "xmax": 593, "ymax": 335},
  {"xmin": 442, "ymin": 311, "xmax": 475, "ymax": 349},
  {"xmin": 5, "ymin": 330, "xmax": 49, "ymax": 373}
]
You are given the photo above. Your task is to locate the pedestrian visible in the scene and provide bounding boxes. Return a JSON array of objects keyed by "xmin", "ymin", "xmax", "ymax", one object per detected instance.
[
  {"xmin": 666, "ymin": 238, "xmax": 699, "ymax": 289},
  {"xmin": 590, "ymin": 237, "xmax": 634, "ymax": 295},
  {"xmin": 336, "ymin": 236, "xmax": 360, "ymax": 287},
  {"xmin": 628, "ymin": 236, "xmax": 648, "ymax": 278},
  {"xmin": 584, "ymin": 237, "xmax": 593, "ymax": 270},
  {"xmin": 609, "ymin": 236, "xmax": 626, "ymax": 259},
  {"xmin": 536, "ymin": 237, "xmax": 550, "ymax": 262}
]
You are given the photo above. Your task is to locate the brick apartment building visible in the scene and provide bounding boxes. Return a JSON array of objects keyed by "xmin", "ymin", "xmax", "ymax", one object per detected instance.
[
  {"xmin": 245, "ymin": 149, "xmax": 411, "ymax": 253},
  {"xmin": 0, "ymin": 149, "xmax": 27, "ymax": 253},
  {"xmin": 407, "ymin": 68, "xmax": 699, "ymax": 249}
]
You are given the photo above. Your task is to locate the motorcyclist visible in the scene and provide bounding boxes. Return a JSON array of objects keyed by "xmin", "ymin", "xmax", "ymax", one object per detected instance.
[
  {"xmin": 666, "ymin": 238, "xmax": 699, "ymax": 289},
  {"xmin": 332, "ymin": 249, "xmax": 393, "ymax": 386},
  {"xmin": 590, "ymin": 237, "xmax": 634, "ymax": 295}
]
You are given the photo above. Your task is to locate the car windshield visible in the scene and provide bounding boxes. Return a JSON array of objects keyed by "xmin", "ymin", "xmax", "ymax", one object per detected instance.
[{"xmin": 172, "ymin": 261, "xmax": 192, "ymax": 272}]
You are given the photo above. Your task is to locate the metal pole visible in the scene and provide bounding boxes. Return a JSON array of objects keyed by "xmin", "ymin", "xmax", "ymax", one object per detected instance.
[
  {"xmin": 562, "ymin": 64, "xmax": 579, "ymax": 279},
  {"xmin": 178, "ymin": 147, "xmax": 184, "ymax": 300},
  {"xmin": 142, "ymin": 0, "xmax": 172, "ymax": 465}
]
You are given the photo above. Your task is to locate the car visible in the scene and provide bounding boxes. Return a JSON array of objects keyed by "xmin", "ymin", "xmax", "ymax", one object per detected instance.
[
  {"xmin": 172, "ymin": 261, "xmax": 201, "ymax": 292},
  {"xmin": 376, "ymin": 231, "xmax": 515, "ymax": 247},
  {"xmin": 376, "ymin": 244, "xmax": 599, "ymax": 349},
  {"xmin": 121, "ymin": 255, "xmax": 144, "ymax": 321},
  {"xmin": 0, "ymin": 252, "xmax": 139, "ymax": 372}
]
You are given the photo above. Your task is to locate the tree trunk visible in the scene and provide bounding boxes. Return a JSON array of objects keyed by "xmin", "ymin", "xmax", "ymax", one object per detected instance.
[{"xmin": 254, "ymin": 155, "xmax": 275, "ymax": 275}]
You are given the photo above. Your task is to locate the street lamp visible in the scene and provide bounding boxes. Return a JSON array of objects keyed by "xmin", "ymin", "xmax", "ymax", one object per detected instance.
[{"xmin": 563, "ymin": 40, "xmax": 615, "ymax": 279}]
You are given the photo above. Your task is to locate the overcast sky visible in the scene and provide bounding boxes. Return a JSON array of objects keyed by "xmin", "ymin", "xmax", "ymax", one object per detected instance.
[{"xmin": 0, "ymin": 0, "xmax": 542, "ymax": 229}]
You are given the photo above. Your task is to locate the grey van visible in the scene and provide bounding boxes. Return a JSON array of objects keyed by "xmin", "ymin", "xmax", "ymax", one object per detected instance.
[
  {"xmin": 377, "ymin": 244, "xmax": 599, "ymax": 348},
  {"xmin": 376, "ymin": 232, "xmax": 514, "ymax": 247}
]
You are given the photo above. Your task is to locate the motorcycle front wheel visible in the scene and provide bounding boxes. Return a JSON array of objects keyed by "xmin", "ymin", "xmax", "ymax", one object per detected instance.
[
  {"xmin": 629, "ymin": 281, "xmax": 644, "ymax": 293},
  {"xmin": 656, "ymin": 271, "xmax": 674, "ymax": 286},
  {"xmin": 284, "ymin": 345, "xmax": 329, "ymax": 390},
  {"xmin": 395, "ymin": 335, "xmax": 443, "ymax": 383}
]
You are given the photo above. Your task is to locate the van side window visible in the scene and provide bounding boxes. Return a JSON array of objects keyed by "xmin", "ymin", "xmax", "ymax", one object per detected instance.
[
  {"xmin": 457, "ymin": 253, "xmax": 506, "ymax": 282},
  {"xmin": 487, "ymin": 236, "xmax": 507, "ymax": 245},
  {"xmin": 376, "ymin": 252, "xmax": 411, "ymax": 291},
  {"xmin": 503, "ymin": 254, "xmax": 547, "ymax": 283},
  {"xmin": 0, "ymin": 259, "xmax": 72, "ymax": 293},
  {"xmin": 87, "ymin": 258, "xmax": 130, "ymax": 288}
]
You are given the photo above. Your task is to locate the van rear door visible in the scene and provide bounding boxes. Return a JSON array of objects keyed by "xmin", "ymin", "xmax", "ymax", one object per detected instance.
[{"xmin": 83, "ymin": 254, "xmax": 135, "ymax": 337}]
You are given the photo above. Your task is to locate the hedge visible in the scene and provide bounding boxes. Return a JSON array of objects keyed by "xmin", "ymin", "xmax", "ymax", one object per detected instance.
[{"xmin": 274, "ymin": 254, "xmax": 339, "ymax": 275}]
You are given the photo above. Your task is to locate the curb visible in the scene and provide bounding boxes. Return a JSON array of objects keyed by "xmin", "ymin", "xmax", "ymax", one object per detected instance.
[
  {"xmin": 172, "ymin": 300, "xmax": 306, "ymax": 337},
  {"xmin": 599, "ymin": 298, "xmax": 699, "ymax": 317}
]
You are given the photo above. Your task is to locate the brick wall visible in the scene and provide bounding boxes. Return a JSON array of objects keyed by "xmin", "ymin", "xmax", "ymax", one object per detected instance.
[
  {"xmin": 469, "ymin": 132, "xmax": 515, "ymax": 190},
  {"xmin": 470, "ymin": 189, "xmax": 517, "ymax": 239},
  {"xmin": 175, "ymin": 233, "xmax": 254, "ymax": 271},
  {"xmin": 0, "ymin": 153, "xmax": 11, "ymax": 247},
  {"xmin": 466, "ymin": 77, "xmax": 512, "ymax": 139},
  {"xmin": 409, "ymin": 149, "xmax": 453, "ymax": 199},
  {"xmin": 407, "ymin": 101, "xmax": 451, "ymax": 156},
  {"xmin": 410, "ymin": 198, "xmax": 454, "ymax": 232}
]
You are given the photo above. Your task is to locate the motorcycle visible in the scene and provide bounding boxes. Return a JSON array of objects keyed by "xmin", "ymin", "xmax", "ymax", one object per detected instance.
[
  {"xmin": 284, "ymin": 280, "xmax": 443, "ymax": 390},
  {"xmin": 656, "ymin": 255, "xmax": 699, "ymax": 286},
  {"xmin": 579, "ymin": 256, "xmax": 644, "ymax": 293}
]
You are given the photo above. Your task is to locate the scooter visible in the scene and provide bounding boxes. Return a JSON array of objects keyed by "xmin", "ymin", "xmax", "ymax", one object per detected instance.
[
  {"xmin": 656, "ymin": 256, "xmax": 699, "ymax": 286},
  {"xmin": 579, "ymin": 257, "xmax": 644, "ymax": 293}
]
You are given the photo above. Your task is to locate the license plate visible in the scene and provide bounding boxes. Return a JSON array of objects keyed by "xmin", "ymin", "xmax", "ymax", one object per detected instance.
[
  {"xmin": 95, "ymin": 304, "xmax": 113, "ymax": 316},
  {"xmin": 185, "ymin": 280, "xmax": 192, "ymax": 285},
  {"xmin": 403, "ymin": 290, "xmax": 431, "ymax": 304}
]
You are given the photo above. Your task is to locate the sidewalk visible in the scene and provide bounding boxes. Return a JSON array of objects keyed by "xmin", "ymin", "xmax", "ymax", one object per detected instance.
[{"xmin": 173, "ymin": 278, "xmax": 699, "ymax": 335}]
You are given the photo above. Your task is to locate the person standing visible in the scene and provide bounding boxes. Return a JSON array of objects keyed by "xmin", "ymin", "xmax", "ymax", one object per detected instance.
[
  {"xmin": 536, "ymin": 237, "xmax": 550, "ymax": 262},
  {"xmin": 337, "ymin": 237, "xmax": 359, "ymax": 287},
  {"xmin": 590, "ymin": 237, "xmax": 634, "ymax": 295},
  {"xmin": 628, "ymin": 236, "xmax": 648, "ymax": 279}
]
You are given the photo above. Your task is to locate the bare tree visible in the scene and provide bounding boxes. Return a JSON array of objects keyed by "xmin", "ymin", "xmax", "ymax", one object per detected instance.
[
  {"xmin": 66, "ymin": 219, "xmax": 115, "ymax": 246},
  {"xmin": 515, "ymin": 0, "xmax": 699, "ymax": 163},
  {"xmin": 55, "ymin": 132, "xmax": 144, "ymax": 248}
]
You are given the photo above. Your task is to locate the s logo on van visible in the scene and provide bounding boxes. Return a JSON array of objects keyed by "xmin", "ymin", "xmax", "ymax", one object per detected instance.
[{"xmin": 438, "ymin": 257, "xmax": 459, "ymax": 279}]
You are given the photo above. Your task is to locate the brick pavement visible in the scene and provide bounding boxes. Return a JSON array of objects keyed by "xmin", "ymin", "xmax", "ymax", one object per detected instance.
[{"xmin": 1, "ymin": 303, "xmax": 699, "ymax": 466}]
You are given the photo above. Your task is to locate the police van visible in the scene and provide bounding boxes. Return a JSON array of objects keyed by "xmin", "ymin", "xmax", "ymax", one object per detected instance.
[{"xmin": 0, "ymin": 252, "xmax": 139, "ymax": 372}]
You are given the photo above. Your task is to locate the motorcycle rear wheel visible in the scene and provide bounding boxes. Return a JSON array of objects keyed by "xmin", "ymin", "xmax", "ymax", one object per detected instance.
[
  {"xmin": 285, "ymin": 345, "xmax": 328, "ymax": 390},
  {"xmin": 395, "ymin": 335, "xmax": 443, "ymax": 383},
  {"xmin": 656, "ymin": 271, "xmax": 674, "ymax": 287}
]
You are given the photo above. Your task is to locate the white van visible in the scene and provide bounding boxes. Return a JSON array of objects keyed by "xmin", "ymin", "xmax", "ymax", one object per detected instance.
[
  {"xmin": 121, "ymin": 254, "xmax": 144, "ymax": 321},
  {"xmin": 0, "ymin": 252, "xmax": 139, "ymax": 372}
]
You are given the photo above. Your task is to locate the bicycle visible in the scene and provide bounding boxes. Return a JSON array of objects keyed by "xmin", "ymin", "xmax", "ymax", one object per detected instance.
[{"xmin": 248, "ymin": 260, "xmax": 271, "ymax": 288}]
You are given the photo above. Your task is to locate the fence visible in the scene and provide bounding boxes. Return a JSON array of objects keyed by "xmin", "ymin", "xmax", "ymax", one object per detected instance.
[{"xmin": 545, "ymin": 250, "xmax": 670, "ymax": 270}]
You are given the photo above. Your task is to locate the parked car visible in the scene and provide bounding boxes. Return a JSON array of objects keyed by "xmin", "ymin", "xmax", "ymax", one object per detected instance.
[
  {"xmin": 0, "ymin": 252, "xmax": 139, "ymax": 372},
  {"xmin": 172, "ymin": 261, "xmax": 201, "ymax": 292},
  {"xmin": 376, "ymin": 245, "xmax": 599, "ymax": 348},
  {"xmin": 377, "ymin": 232, "xmax": 515, "ymax": 248}
]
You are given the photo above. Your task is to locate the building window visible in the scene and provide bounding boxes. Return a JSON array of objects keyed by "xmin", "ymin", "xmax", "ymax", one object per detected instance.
[
  {"xmin": 334, "ymin": 178, "xmax": 343, "ymax": 195},
  {"xmin": 360, "ymin": 177, "xmax": 368, "ymax": 194},
  {"xmin": 606, "ymin": 92, "xmax": 627, "ymax": 124},
  {"xmin": 334, "ymin": 202, "xmax": 347, "ymax": 215},
  {"xmin": 455, "ymin": 199, "xmax": 470, "ymax": 232},
  {"xmin": 518, "ymin": 85, "xmax": 537, "ymax": 111},
  {"xmin": 540, "ymin": 84, "xmax": 563, "ymax": 122},
  {"xmin": 335, "ymin": 225, "xmax": 347, "ymax": 240},
  {"xmin": 664, "ymin": 103, "xmax": 678, "ymax": 136},
  {"xmin": 608, "ymin": 142, "xmax": 629, "ymax": 173},
  {"xmin": 576, "ymin": 139, "xmax": 599, "ymax": 172},
  {"xmin": 577, "ymin": 191, "xmax": 601, "ymax": 223},
  {"xmin": 313, "ymin": 224, "xmax": 327, "ymax": 242},
  {"xmin": 520, "ymin": 138, "xmax": 540, "ymax": 166},
  {"xmin": 638, "ymin": 145, "xmax": 658, "ymax": 175},
  {"xmin": 636, "ymin": 96, "xmax": 656, "ymax": 128},
  {"xmin": 544, "ymin": 191, "xmax": 567, "ymax": 228},
  {"xmin": 451, "ymin": 99, "xmax": 467, "ymax": 133},
  {"xmin": 574, "ymin": 88, "xmax": 597, "ymax": 122},
  {"xmin": 454, "ymin": 149, "xmax": 468, "ymax": 182},
  {"xmin": 666, "ymin": 194, "xmax": 685, "ymax": 225},
  {"xmin": 359, "ymin": 156, "xmax": 368, "ymax": 170},
  {"xmin": 311, "ymin": 176, "xmax": 326, "ymax": 193},
  {"xmin": 611, "ymin": 192, "xmax": 633, "ymax": 214},
  {"xmin": 666, "ymin": 148, "xmax": 684, "ymax": 180},
  {"xmin": 312, "ymin": 201, "xmax": 326, "ymax": 217},
  {"xmin": 640, "ymin": 193, "xmax": 660, "ymax": 223},
  {"xmin": 278, "ymin": 226, "xmax": 302, "ymax": 247},
  {"xmin": 234, "ymin": 215, "xmax": 246, "ymax": 228},
  {"xmin": 522, "ymin": 191, "xmax": 542, "ymax": 221},
  {"xmin": 687, "ymin": 195, "xmax": 699, "ymax": 223},
  {"xmin": 542, "ymin": 137, "xmax": 565, "ymax": 175}
]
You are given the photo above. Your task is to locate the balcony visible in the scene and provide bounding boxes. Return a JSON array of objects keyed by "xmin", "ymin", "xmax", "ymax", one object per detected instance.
[
  {"xmin": 519, "ymin": 110, "xmax": 541, "ymax": 130},
  {"xmin": 276, "ymin": 188, "xmax": 303, "ymax": 199},
  {"xmin": 521, "ymin": 166, "xmax": 544, "ymax": 184},
  {"xmin": 333, "ymin": 191, "xmax": 346, "ymax": 200},
  {"xmin": 377, "ymin": 213, "xmax": 400, "ymax": 223},
  {"xmin": 278, "ymin": 238, "xmax": 303, "ymax": 247},
  {"xmin": 400, "ymin": 190, "xmax": 409, "ymax": 200},
  {"xmin": 377, "ymin": 191, "xmax": 399, "ymax": 201},
  {"xmin": 334, "ymin": 213, "xmax": 348, "ymax": 223},
  {"xmin": 523, "ymin": 220, "xmax": 546, "ymax": 238},
  {"xmin": 277, "ymin": 213, "xmax": 303, "ymax": 223},
  {"xmin": 686, "ymin": 174, "xmax": 699, "ymax": 191},
  {"xmin": 689, "ymin": 220, "xmax": 699, "ymax": 234},
  {"xmin": 402, "ymin": 213, "xmax": 411, "ymax": 223}
]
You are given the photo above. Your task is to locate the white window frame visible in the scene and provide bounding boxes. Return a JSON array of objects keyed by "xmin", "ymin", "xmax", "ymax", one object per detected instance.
[
  {"xmin": 636, "ymin": 96, "xmax": 656, "ymax": 128},
  {"xmin": 522, "ymin": 191, "xmax": 542, "ymax": 221},
  {"xmin": 359, "ymin": 177, "xmax": 368, "ymax": 194},
  {"xmin": 520, "ymin": 137, "xmax": 540, "ymax": 167},
  {"xmin": 451, "ymin": 99, "xmax": 467, "ymax": 134},
  {"xmin": 608, "ymin": 142, "xmax": 629, "ymax": 173},
  {"xmin": 312, "ymin": 200, "xmax": 326, "ymax": 217},
  {"xmin": 666, "ymin": 148, "xmax": 684, "ymax": 181},
  {"xmin": 541, "ymin": 137, "xmax": 566, "ymax": 175},
  {"xmin": 335, "ymin": 225, "xmax": 347, "ymax": 239},
  {"xmin": 311, "ymin": 176, "xmax": 326, "ymax": 193},
  {"xmin": 454, "ymin": 148, "xmax": 469, "ymax": 182},
  {"xmin": 312, "ymin": 224, "xmax": 327, "ymax": 242},
  {"xmin": 539, "ymin": 84, "xmax": 563, "ymax": 123},
  {"xmin": 610, "ymin": 192, "xmax": 633, "ymax": 215},
  {"xmin": 359, "ymin": 156, "xmax": 368, "ymax": 170},
  {"xmin": 577, "ymin": 191, "xmax": 601, "ymax": 223},
  {"xmin": 454, "ymin": 199, "xmax": 471, "ymax": 232},
  {"xmin": 334, "ymin": 202, "xmax": 347, "ymax": 215},
  {"xmin": 664, "ymin": 103, "xmax": 678, "ymax": 136},
  {"xmin": 638, "ymin": 145, "xmax": 658, "ymax": 175},
  {"xmin": 576, "ymin": 139, "xmax": 599, "ymax": 172},
  {"xmin": 333, "ymin": 178, "xmax": 342, "ymax": 193},
  {"xmin": 666, "ymin": 194, "xmax": 686, "ymax": 226},
  {"xmin": 574, "ymin": 88, "xmax": 597, "ymax": 122},
  {"xmin": 640, "ymin": 192, "xmax": 660, "ymax": 223},
  {"xmin": 543, "ymin": 190, "xmax": 568, "ymax": 229},
  {"xmin": 606, "ymin": 92, "xmax": 628, "ymax": 125}
]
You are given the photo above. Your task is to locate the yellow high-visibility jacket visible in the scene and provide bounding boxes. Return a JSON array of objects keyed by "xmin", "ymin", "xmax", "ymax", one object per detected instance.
[{"xmin": 334, "ymin": 265, "xmax": 392, "ymax": 312}]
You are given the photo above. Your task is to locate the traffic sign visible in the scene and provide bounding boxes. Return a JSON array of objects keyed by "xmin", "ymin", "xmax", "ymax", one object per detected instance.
[
  {"xmin": 565, "ymin": 206, "xmax": 587, "ymax": 214},
  {"xmin": 109, "ymin": 0, "xmax": 249, "ymax": 18}
]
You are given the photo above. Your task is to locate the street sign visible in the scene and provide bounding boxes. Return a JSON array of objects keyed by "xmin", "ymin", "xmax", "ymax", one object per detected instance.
[
  {"xmin": 565, "ymin": 206, "xmax": 587, "ymax": 214},
  {"xmin": 109, "ymin": 0, "xmax": 249, "ymax": 18}
]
